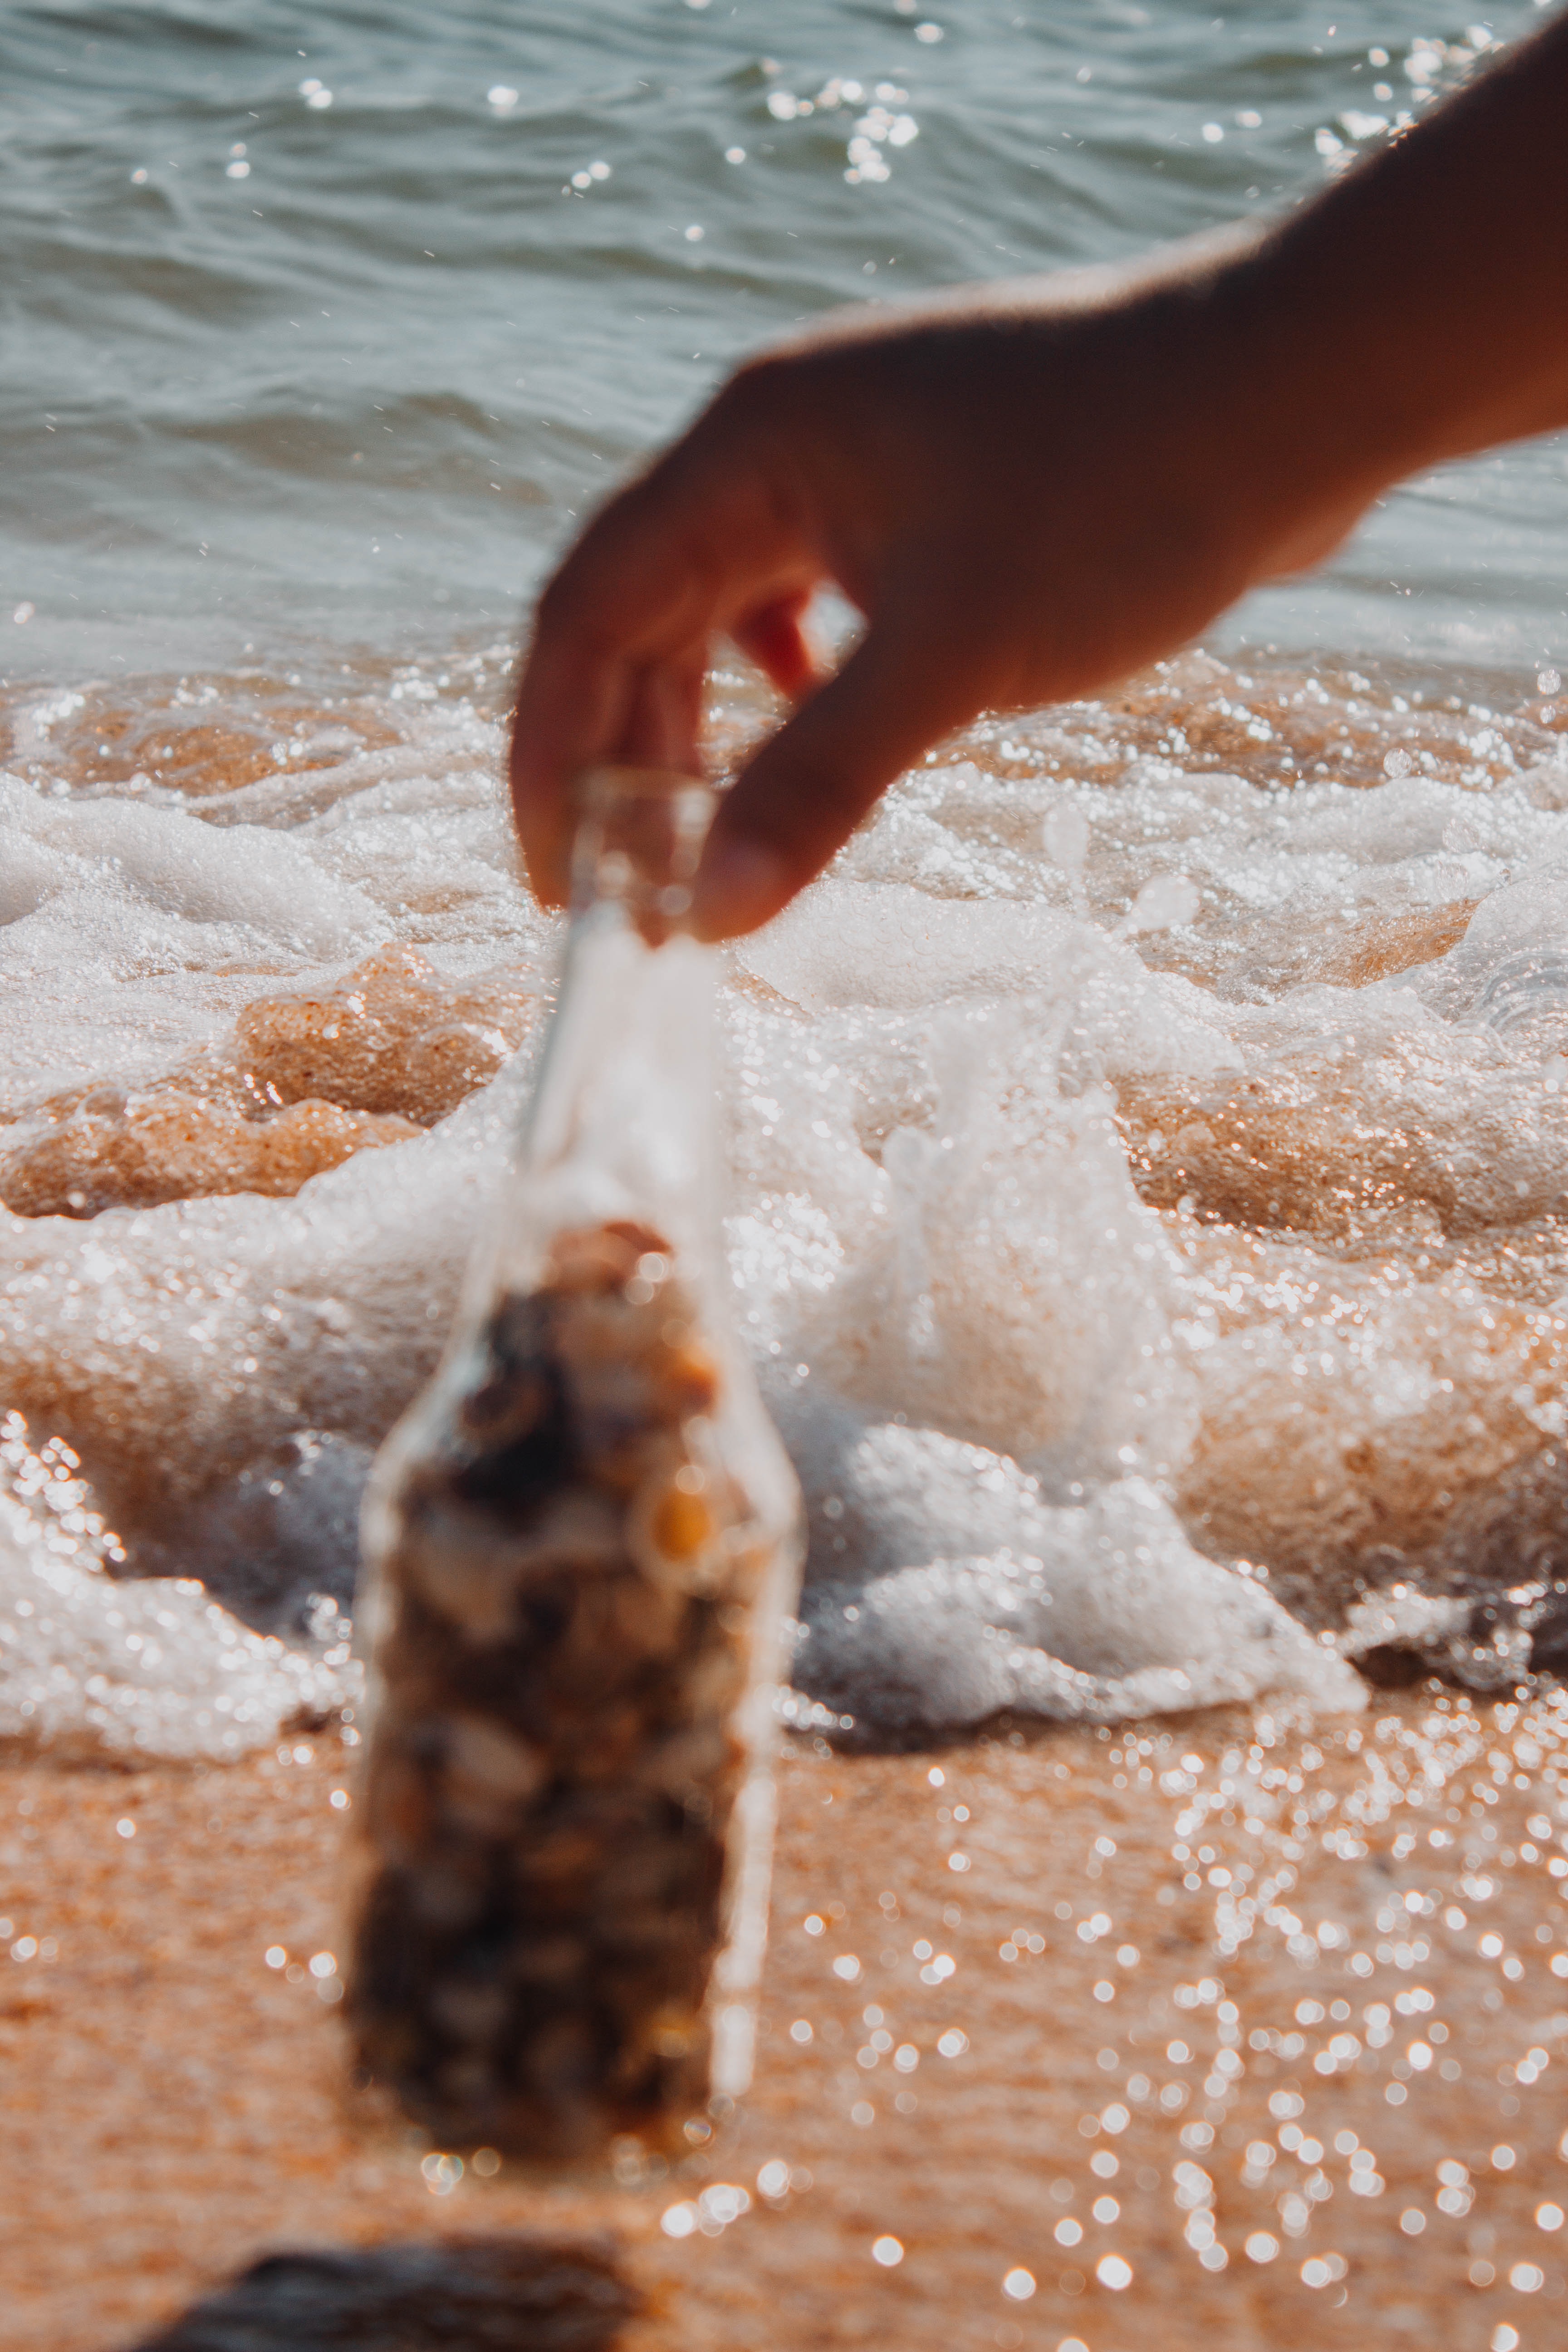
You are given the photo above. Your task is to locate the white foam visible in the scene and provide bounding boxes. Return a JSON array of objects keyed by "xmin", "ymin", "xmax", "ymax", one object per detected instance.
[
  {"xmin": 788, "ymin": 1430, "xmax": 1359, "ymax": 1737},
  {"xmin": 5, "ymin": 662, "xmax": 1568, "ymax": 1753},
  {"xmin": 0, "ymin": 1416, "xmax": 353, "ymax": 1758},
  {"xmin": 0, "ymin": 777, "xmax": 388, "ymax": 959}
]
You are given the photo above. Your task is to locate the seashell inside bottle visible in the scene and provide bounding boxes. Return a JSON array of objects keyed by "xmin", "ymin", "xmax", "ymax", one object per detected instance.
[{"xmin": 345, "ymin": 765, "xmax": 804, "ymax": 2161}]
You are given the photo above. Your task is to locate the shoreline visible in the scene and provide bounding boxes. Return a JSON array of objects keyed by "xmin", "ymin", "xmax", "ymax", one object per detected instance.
[{"xmin": 7, "ymin": 1689, "xmax": 1568, "ymax": 2349}]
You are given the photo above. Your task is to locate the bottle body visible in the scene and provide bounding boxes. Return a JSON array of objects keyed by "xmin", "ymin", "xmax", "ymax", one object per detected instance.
[{"xmin": 345, "ymin": 770, "xmax": 802, "ymax": 2160}]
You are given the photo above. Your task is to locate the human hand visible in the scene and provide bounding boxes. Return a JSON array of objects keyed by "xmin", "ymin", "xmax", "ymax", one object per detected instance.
[
  {"xmin": 507, "ymin": 238, "xmax": 1379, "ymax": 941},
  {"xmin": 513, "ymin": 3, "xmax": 1568, "ymax": 941}
]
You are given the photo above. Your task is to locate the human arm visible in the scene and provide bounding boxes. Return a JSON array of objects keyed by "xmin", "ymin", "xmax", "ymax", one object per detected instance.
[{"xmin": 510, "ymin": 10, "xmax": 1568, "ymax": 941}]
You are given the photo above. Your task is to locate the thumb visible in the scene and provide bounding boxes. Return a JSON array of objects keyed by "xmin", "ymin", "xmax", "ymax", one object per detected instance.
[{"xmin": 691, "ymin": 603, "xmax": 988, "ymax": 940}]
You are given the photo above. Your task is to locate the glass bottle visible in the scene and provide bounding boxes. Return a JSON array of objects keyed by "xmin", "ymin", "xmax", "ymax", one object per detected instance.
[{"xmin": 344, "ymin": 765, "xmax": 804, "ymax": 2163}]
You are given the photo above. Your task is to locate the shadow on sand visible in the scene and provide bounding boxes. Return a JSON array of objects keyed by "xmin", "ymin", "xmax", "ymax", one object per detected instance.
[{"xmin": 124, "ymin": 2236, "xmax": 639, "ymax": 2352}]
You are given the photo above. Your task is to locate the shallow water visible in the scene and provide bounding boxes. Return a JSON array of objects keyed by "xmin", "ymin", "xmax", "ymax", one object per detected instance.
[
  {"xmin": 5, "ymin": 644, "xmax": 1568, "ymax": 1751},
  {"xmin": 5, "ymin": 2, "xmax": 1568, "ymax": 1754}
]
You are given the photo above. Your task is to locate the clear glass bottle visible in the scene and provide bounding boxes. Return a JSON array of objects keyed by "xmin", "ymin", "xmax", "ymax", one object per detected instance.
[{"xmin": 345, "ymin": 766, "xmax": 803, "ymax": 2163}]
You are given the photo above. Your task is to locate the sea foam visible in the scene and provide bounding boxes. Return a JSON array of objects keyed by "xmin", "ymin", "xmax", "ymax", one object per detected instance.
[{"xmin": 3, "ymin": 654, "xmax": 1567, "ymax": 1753}]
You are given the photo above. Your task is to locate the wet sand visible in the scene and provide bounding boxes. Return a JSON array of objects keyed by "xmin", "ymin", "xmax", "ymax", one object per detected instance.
[{"xmin": 6, "ymin": 1692, "xmax": 1568, "ymax": 2352}]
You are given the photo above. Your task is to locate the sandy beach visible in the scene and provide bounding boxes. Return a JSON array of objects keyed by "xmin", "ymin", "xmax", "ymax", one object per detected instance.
[{"xmin": 6, "ymin": 1687, "xmax": 1568, "ymax": 2351}]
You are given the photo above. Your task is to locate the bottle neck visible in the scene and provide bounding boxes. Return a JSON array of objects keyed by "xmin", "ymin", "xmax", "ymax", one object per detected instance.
[
  {"xmin": 508, "ymin": 769, "xmax": 722, "ymax": 1276},
  {"xmin": 570, "ymin": 764, "xmax": 713, "ymax": 946}
]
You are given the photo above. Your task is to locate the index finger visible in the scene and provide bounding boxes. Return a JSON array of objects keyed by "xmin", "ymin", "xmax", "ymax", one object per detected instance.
[{"xmin": 508, "ymin": 420, "xmax": 815, "ymax": 908}]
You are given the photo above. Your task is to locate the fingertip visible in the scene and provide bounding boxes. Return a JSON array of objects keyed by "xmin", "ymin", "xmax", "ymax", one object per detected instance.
[
  {"xmin": 523, "ymin": 850, "xmax": 571, "ymax": 912},
  {"xmin": 689, "ymin": 832, "xmax": 794, "ymax": 942},
  {"xmin": 507, "ymin": 750, "xmax": 570, "ymax": 908}
]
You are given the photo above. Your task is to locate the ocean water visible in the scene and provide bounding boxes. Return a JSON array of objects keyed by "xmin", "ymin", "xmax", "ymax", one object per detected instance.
[
  {"xmin": 3, "ymin": 0, "xmax": 1568, "ymax": 1758},
  {"xmin": 5, "ymin": 0, "xmax": 1567, "ymax": 677}
]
